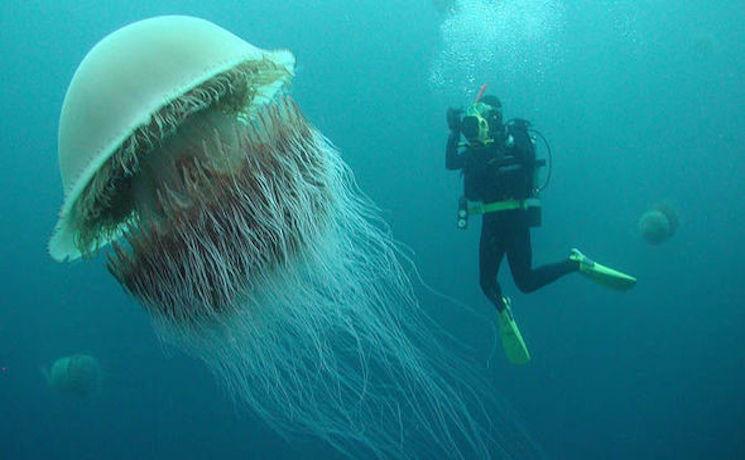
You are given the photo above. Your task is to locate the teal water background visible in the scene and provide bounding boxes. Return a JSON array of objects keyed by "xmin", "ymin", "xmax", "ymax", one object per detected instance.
[{"xmin": 1, "ymin": 1, "xmax": 743, "ymax": 458}]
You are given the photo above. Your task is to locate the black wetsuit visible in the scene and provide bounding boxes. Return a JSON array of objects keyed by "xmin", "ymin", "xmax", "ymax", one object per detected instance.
[{"xmin": 446, "ymin": 123, "xmax": 577, "ymax": 310}]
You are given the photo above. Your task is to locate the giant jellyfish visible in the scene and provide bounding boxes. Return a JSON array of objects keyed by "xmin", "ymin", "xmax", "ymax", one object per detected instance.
[{"xmin": 47, "ymin": 16, "xmax": 517, "ymax": 458}]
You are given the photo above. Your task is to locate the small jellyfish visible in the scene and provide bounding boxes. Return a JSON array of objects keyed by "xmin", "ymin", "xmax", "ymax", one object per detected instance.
[
  {"xmin": 639, "ymin": 203, "xmax": 678, "ymax": 245},
  {"xmin": 432, "ymin": 0, "xmax": 458, "ymax": 14},
  {"xmin": 690, "ymin": 31, "xmax": 719, "ymax": 59},
  {"xmin": 43, "ymin": 354, "xmax": 102, "ymax": 397}
]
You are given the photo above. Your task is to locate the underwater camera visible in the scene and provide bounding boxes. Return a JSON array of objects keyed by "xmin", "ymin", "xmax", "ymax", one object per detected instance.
[{"xmin": 460, "ymin": 114, "xmax": 488, "ymax": 145}]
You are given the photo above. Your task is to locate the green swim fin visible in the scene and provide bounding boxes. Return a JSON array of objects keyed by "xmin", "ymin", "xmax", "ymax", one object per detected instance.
[
  {"xmin": 570, "ymin": 248, "xmax": 637, "ymax": 291},
  {"xmin": 497, "ymin": 297, "xmax": 531, "ymax": 365}
]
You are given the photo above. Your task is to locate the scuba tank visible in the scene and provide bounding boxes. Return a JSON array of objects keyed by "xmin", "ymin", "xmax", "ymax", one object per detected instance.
[
  {"xmin": 504, "ymin": 118, "xmax": 551, "ymax": 196},
  {"xmin": 529, "ymin": 125, "xmax": 552, "ymax": 194}
]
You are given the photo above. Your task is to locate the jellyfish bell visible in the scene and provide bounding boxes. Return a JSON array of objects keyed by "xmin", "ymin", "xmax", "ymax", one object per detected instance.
[
  {"xmin": 49, "ymin": 15, "xmax": 295, "ymax": 263},
  {"xmin": 49, "ymin": 16, "xmax": 306, "ymax": 319},
  {"xmin": 639, "ymin": 210, "xmax": 669, "ymax": 245},
  {"xmin": 44, "ymin": 354, "xmax": 102, "ymax": 397},
  {"xmin": 47, "ymin": 15, "xmax": 525, "ymax": 458},
  {"xmin": 639, "ymin": 203, "xmax": 678, "ymax": 245}
]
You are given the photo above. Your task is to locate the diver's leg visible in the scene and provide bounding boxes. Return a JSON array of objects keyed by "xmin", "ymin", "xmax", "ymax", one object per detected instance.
[
  {"xmin": 479, "ymin": 216, "xmax": 508, "ymax": 311},
  {"xmin": 507, "ymin": 226, "xmax": 577, "ymax": 294},
  {"xmin": 484, "ymin": 217, "xmax": 531, "ymax": 364}
]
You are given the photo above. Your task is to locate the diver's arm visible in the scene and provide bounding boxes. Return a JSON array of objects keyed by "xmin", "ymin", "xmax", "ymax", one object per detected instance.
[{"xmin": 445, "ymin": 131, "xmax": 465, "ymax": 170}]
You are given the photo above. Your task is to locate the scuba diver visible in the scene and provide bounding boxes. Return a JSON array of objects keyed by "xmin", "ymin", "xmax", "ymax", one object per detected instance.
[{"xmin": 445, "ymin": 88, "xmax": 637, "ymax": 365}]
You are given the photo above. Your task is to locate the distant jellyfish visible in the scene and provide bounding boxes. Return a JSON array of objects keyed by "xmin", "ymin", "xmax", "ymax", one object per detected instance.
[
  {"xmin": 43, "ymin": 354, "xmax": 102, "ymax": 397},
  {"xmin": 690, "ymin": 31, "xmax": 719, "ymax": 59},
  {"xmin": 47, "ymin": 16, "xmax": 513, "ymax": 458},
  {"xmin": 639, "ymin": 203, "xmax": 678, "ymax": 245},
  {"xmin": 432, "ymin": 0, "xmax": 458, "ymax": 15}
]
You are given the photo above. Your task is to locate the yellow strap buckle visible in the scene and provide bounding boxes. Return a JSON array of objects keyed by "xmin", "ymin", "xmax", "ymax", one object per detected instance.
[{"xmin": 468, "ymin": 198, "xmax": 541, "ymax": 215}]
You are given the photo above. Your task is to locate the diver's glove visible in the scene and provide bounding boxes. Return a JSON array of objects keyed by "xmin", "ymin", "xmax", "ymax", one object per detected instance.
[{"xmin": 446, "ymin": 107, "xmax": 463, "ymax": 133}]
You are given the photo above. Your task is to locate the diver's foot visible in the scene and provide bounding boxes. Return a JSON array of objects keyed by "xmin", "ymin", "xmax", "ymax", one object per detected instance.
[
  {"xmin": 570, "ymin": 247, "xmax": 637, "ymax": 291},
  {"xmin": 497, "ymin": 297, "xmax": 531, "ymax": 365},
  {"xmin": 569, "ymin": 248, "xmax": 592, "ymax": 270}
]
